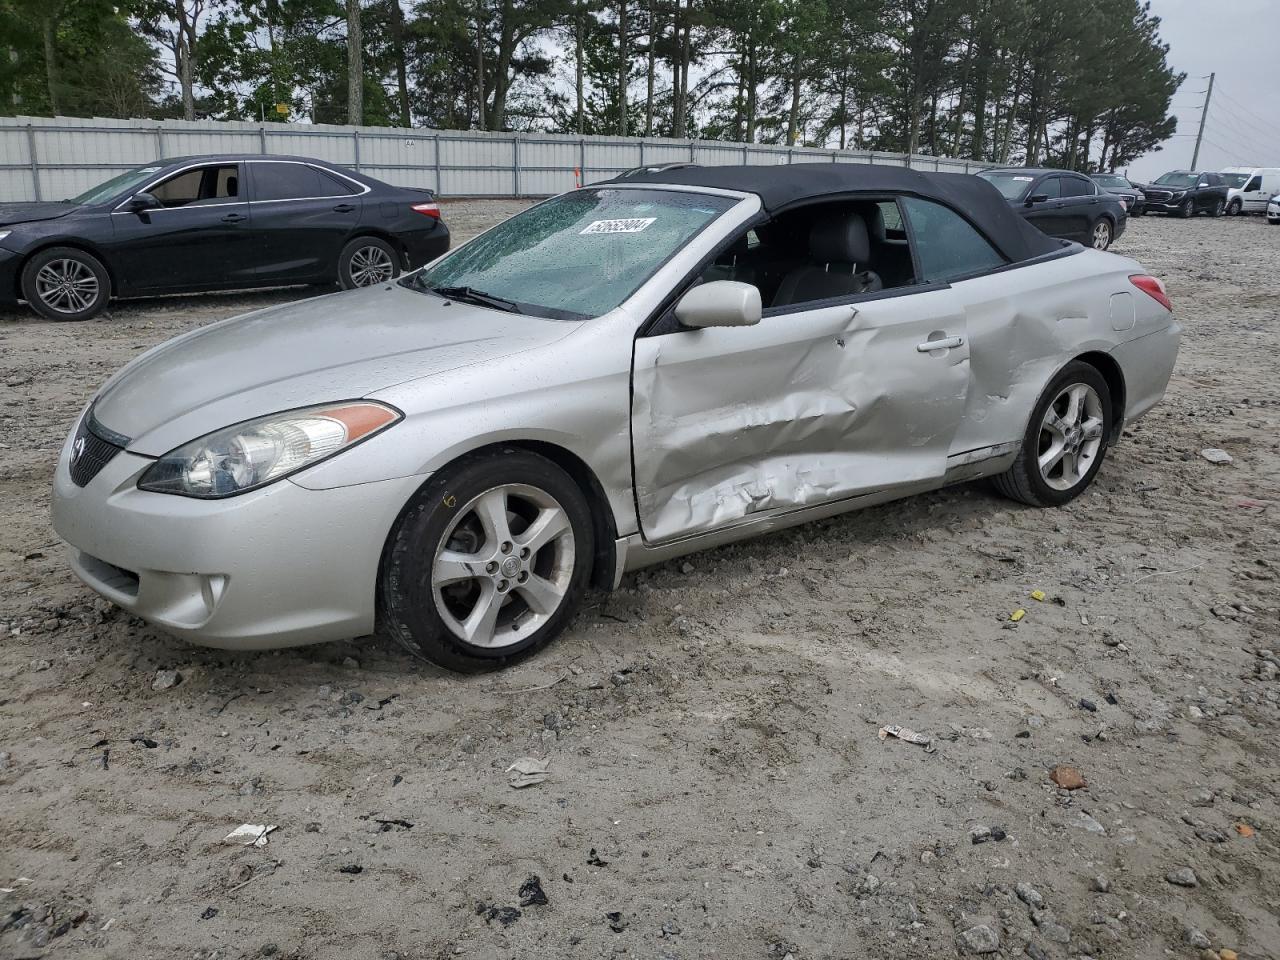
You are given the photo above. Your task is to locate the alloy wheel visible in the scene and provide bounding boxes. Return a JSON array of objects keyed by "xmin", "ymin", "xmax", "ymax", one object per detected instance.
[
  {"xmin": 1037, "ymin": 382, "xmax": 1105, "ymax": 492},
  {"xmin": 1212, "ymin": 200, "xmax": 1225, "ymax": 217},
  {"xmin": 349, "ymin": 244, "xmax": 395, "ymax": 286},
  {"xmin": 35, "ymin": 258, "xmax": 99, "ymax": 315},
  {"xmin": 1092, "ymin": 221, "xmax": 1111, "ymax": 250},
  {"xmin": 431, "ymin": 483, "xmax": 576, "ymax": 648}
]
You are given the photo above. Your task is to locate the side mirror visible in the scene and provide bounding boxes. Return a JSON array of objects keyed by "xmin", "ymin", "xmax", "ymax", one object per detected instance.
[
  {"xmin": 674, "ymin": 280, "xmax": 762, "ymax": 329},
  {"xmin": 1026, "ymin": 193, "xmax": 1049, "ymax": 205},
  {"xmin": 126, "ymin": 192, "xmax": 161, "ymax": 212},
  {"xmin": 1196, "ymin": 182, "xmax": 1208, "ymax": 189}
]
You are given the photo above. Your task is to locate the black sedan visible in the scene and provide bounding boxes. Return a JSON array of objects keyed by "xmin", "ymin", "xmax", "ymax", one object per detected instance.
[
  {"xmin": 977, "ymin": 167, "xmax": 1127, "ymax": 250},
  {"xmin": 1090, "ymin": 173, "xmax": 1145, "ymax": 215},
  {"xmin": 0, "ymin": 155, "xmax": 450, "ymax": 321}
]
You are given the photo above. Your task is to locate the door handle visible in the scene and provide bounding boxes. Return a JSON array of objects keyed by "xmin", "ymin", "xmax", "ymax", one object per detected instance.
[
  {"xmin": 917, "ymin": 336, "xmax": 964, "ymax": 352},
  {"xmin": 221, "ymin": 213, "xmax": 247, "ymax": 223},
  {"xmin": 333, "ymin": 203, "xmax": 356, "ymax": 213}
]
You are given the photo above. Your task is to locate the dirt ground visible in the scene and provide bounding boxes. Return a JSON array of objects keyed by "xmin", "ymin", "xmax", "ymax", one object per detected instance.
[{"xmin": 2, "ymin": 204, "xmax": 1278, "ymax": 960}]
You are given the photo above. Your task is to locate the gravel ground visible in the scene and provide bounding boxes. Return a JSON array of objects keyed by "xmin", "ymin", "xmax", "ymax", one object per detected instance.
[{"xmin": 1, "ymin": 207, "xmax": 1278, "ymax": 960}]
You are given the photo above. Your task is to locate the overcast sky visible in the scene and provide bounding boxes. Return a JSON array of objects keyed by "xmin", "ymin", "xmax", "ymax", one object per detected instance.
[{"xmin": 1125, "ymin": 0, "xmax": 1280, "ymax": 180}]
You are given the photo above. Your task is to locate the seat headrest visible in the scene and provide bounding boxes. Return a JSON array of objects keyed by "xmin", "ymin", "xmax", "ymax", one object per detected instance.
[
  {"xmin": 869, "ymin": 205, "xmax": 887, "ymax": 241},
  {"xmin": 226, "ymin": 175, "xmax": 238, "ymax": 197},
  {"xmin": 809, "ymin": 213, "xmax": 870, "ymax": 264}
]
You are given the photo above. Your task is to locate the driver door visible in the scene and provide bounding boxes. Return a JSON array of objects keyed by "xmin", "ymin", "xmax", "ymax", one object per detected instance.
[
  {"xmin": 630, "ymin": 198, "xmax": 974, "ymax": 545},
  {"xmin": 1023, "ymin": 176, "xmax": 1065, "ymax": 235},
  {"xmin": 110, "ymin": 162, "xmax": 255, "ymax": 292}
]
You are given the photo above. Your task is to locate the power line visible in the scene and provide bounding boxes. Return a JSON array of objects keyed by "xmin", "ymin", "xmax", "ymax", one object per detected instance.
[
  {"xmin": 1195, "ymin": 132, "xmax": 1247, "ymax": 166},
  {"xmin": 1200, "ymin": 105, "xmax": 1280, "ymax": 156},
  {"xmin": 1213, "ymin": 83, "xmax": 1280, "ymax": 130},
  {"xmin": 1205, "ymin": 102, "xmax": 1280, "ymax": 157},
  {"xmin": 1203, "ymin": 119, "xmax": 1280, "ymax": 162}
]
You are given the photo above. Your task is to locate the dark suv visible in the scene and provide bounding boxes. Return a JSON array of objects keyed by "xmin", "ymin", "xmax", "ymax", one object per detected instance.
[{"xmin": 1141, "ymin": 171, "xmax": 1229, "ymax": 217}]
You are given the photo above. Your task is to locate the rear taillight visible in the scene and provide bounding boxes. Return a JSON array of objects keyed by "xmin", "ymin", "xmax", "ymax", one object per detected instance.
[
  {"xmin": 1130, "ymin": 274, "xmax": 1172, "ymax": 312},
  {"xmin": 411, "ymin": 201, "xmax": 441, "ymax": 219}
]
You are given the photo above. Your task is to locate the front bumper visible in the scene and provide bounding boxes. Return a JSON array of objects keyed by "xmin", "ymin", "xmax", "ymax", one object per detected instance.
[
  {"xmin": 1144, "ymin": 199, "xmax": 1186, "ymax": 214},
  {"xmin": 51, "ymin": 430, "xmax": 426, "ymax": 650}
]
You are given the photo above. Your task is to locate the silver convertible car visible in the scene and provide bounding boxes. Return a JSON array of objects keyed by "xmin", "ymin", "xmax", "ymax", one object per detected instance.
[{"xmin": 51, "ymin": 164, "xmax": 1180, "ymax": 671}]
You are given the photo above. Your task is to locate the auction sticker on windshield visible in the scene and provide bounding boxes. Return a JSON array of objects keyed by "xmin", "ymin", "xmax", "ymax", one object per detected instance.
[{"xmin": 581, "ymin": 218, "xmax": 657, "ymax": 235}]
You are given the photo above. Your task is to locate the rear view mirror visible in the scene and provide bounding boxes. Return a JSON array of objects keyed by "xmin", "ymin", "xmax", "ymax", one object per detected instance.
[
  {"xmin": 1026, "ymin": 194, "xmax": 1049, "ymax": 205},
  {"xmin": 126, "ymin": 192, "xmax": 161, "ymax": 212},
  {"xmin": 675, "ymin": 280, "xmax": 762, "ymax": 329}
]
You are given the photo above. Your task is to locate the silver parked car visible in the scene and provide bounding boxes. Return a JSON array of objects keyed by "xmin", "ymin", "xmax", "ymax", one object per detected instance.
[{"xmin": 51, "ymin": 165, "xmax": 1181, "ymax": 671}]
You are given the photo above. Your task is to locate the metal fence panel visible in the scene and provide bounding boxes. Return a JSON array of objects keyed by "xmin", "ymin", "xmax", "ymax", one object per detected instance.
[{"xmin": 0, "ymin": 115, "xmax": 985, "ymax": 202}]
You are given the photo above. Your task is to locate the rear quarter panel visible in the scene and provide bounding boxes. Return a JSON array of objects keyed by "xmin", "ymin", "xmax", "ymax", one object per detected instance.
[{"xmin": 947, "ymin": 247, "xmax": 1174, "ymax": 456}]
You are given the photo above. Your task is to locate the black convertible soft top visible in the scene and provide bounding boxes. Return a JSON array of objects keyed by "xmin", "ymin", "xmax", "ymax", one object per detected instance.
[{"xmin": 608, "ymin": 162, "xmax": 1063, "ymax": 263}]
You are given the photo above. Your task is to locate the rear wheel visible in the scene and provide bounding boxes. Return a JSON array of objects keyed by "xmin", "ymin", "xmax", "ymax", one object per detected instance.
[
  {"xmin": 1091, "ymin": 218, "xmax": 1113, "ymax": 250},
  {"xmin": 338, "ymin": 236, "xmax": 400, "ymax": 289},
  {"xmin": 992, "ymin": 361, "xmax": 1112, "ymax": 508},
  {"xmin": 380, "ymin": 450, "xmax": 594, "ymax": 672},
  {"xmin": 20, "ymin": 246, "xmax": 111, "ymax": 321},
  {"xmin": 1210, "ymin": 199, "xmax": 1225, "ymax": 217}
]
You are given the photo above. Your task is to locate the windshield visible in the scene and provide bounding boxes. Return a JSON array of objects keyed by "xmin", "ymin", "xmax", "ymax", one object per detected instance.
[
  {"xmin": 1220, "ymin": 173, "xmax": 1250, "ymax": 188},
  {"xmin": 1093, "ymin": 175, "xmax": 1129, "ymax": 188},
  {"xmin": 71, "ymin": 165, "xmax": 165, "ymax": 205},
  {"xmin": 976, "ymin": 171, "xmax": 1037, "ymax": 200},
  {"xmin": 1154, "ymin": 172, "xmax": 1197, "ymax": 187},
  {"xmin": 406, "ymin": 188, "xmax": 735, "ymax": 320}
]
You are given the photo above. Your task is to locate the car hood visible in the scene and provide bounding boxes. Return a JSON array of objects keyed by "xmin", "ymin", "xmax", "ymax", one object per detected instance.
[
  {"xmin": 93, "ymin": 284, "xmax": 577, "ymax": 456},
  {"xmin": 0, "ymin": 201, "xmax": 80, "ymax": 227}
]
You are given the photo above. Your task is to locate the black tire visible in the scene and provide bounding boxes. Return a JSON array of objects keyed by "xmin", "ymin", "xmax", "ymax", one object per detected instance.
[
  {"xmin": 992, "ymin": 361, "xmax": 1113, "ymax": 508},
  {"xmin": 1177, "ymin": 199, "xmax": 1193, "ymax": 218},
  {"xmin": 20, "ymin": 246, "xmax": 111, "ymax": 321},
  {"xmin": 1227, "ymin": 199, "xmax": 1242, "ymax": 216},
  {"xmin": 380, "ymin": 449, "xmax": 595, "ymax": 672},
  {"xmin": 1090, "ymin": 218, "xmax": 1113, "ymax": 250},
  {"xmin": 338, "ymin": 236, "xmax": 400, "ymax": 290},
  {"xmin": 1209, "ymin": 199, "xmax": 1225, "ymax": 217}
]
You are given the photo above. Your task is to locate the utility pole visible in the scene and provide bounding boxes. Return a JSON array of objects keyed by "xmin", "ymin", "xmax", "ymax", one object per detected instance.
[{"xmin": 1191, "ymin": 72, "xmax": 1215, "ymax": 169}]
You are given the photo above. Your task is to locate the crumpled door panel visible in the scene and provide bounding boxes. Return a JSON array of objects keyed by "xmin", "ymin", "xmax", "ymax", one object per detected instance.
[{"xmin": 632, "ymin": 289, "xmax": 970, "ymax": 544}]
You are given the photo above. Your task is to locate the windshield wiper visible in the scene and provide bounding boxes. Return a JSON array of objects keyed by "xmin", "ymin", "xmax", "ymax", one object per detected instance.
[{"xmin": 431, "ymin": 285, "xmax": 522, "ymax": 314}]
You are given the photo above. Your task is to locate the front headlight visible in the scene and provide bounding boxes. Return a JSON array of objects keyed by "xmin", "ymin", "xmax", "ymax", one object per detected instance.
[
  {"xmin": 138, "ymin": 401, "xmax": 401, "ymax": 498},
  {"xmin": 1170, "ymin": 191, "xmax": 1185, "ymax": 199}
]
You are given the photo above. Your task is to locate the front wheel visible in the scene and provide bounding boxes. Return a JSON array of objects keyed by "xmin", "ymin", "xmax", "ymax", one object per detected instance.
[
  {"xmin": 380, "ymin": 450, "xmax": 595, "ymax": 672},
  {"xmin": 1177, "ymin": 200, "xmax": 1193, "ymax": 218},
  {"xmin": 1227, "ymin": 199, "xmax": 1242, "ymax": 216},
  {"xmin": 1091, "ymin": 219, "xmax": 1113, "ymax": 250},
  {"xmin": 338, "ymin": 236, "xmax": 400, "ymax": 289},
  {"xmin": 992, "ymin": 361, "xmax": 1112, "ymax": 508},
  {"xmin": 20, "ymin": 246, "xmax": 112, "ymax": 321}
]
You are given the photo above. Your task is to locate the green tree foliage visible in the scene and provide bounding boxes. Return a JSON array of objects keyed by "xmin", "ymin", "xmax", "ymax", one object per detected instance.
[
  {"xmin": 1, "ymin": 0, "xmax": 166, "ymax": 116},
  {"xmin": 0, "ymin": 0, "xmax": 1181, "ymax": 171}
]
